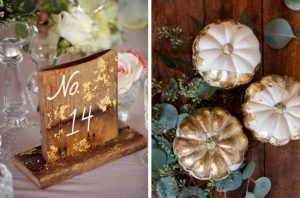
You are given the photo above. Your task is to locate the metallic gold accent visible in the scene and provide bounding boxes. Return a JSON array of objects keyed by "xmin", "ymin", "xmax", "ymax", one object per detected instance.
[
  {"xmin": 46, "ymin": 105, "xmax": 70, "ymax": 129},
  {"xmin": 47, "ymin": 145, "xmax": 59, "ymax": 162},
  {"xmin": 173, "ymin": 107, "xmax": 248, "ymax": 181},
  {"xmin": 97, "ymin": 95, "xmax": 112, "ymax": 112},
  {"xmin": 273, "ymin": 102, "xmax": 286, "ymax": 114},
  {"xmin": 222, "ymin": 43, "xmax": 233, "ymax": 55},
  {"xmin": 72, "ymin": 138, "xmax": 90, "ymax": 153},
  {"xmin": 242, "ymin": 75, "xmax": 300, "ymax": 146},
  {"xmin": 83, "ymin": 81, "xmax": 97, "ymax": 102},
  {"xmin": 192, "ymin": 20, "xmax": 261, "ymax": 89}
]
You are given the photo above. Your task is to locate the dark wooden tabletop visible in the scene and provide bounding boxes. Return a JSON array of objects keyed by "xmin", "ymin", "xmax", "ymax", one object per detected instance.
[{"xmin": 152, "ymin": 0, "xmax": 300, "ymax": 197}]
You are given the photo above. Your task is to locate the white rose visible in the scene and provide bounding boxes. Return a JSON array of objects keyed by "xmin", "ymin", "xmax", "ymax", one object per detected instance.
[
  {"xmin": 57, "ymin": 7, "xmax": 97, "ymax": 47},
  {"xmin": 118, "ymin": 52, "xmax": 143, "ymax": 94}
]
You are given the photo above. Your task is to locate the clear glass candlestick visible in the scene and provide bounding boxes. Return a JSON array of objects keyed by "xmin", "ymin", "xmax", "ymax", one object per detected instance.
[
  {"xmin": 0, "ymin": 21, "xmax": 37, "ymax": 128},
  {"xmin": 0, "ymin": 163, "xmax": 13, "ymax": 198},
  {"xmin": 118, "ymin": 80, "xmax": 141, "ymax": 122},
  {"xmin": 26, "ymin": 44, "xmax": 64, "ymax": 111}
]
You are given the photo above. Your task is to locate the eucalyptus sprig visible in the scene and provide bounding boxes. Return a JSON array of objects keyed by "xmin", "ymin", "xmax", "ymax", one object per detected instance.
[{"xmin": 158, "ymin": 26, "xmax": 183, "ymax": 50}]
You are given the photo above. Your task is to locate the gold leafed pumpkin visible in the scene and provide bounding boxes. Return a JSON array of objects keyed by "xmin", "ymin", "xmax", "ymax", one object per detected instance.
[
  {"xmin": 242, "ymin": 75, "xmax": 300, "ymax": 146},
  {"xmin": 173, "ymin": 108, "xmax": 248, "ymax": 180},
  {"xmin": 192, "ymin": 20, "xmax": 261, "ymax": 89}
]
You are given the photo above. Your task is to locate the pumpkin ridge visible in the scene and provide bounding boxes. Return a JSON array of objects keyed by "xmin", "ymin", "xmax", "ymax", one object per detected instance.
[
  {"xmin": 202, "ymin": 32, "xmax": 224, "ymax": 46},
  {"xmin": 283, "ymin": 115, "xmax": 294, "ymax": 139},
  {"xmin": 215, "ymin": 146, "xmax": 244, "ymax": 169},
  {"xmin": 243, "ymin": 75, "xmax": 300, "ymax": 146},
  {"xmin": 191, "ymin": 152, "xmax": 212, "ymax": 180},
  {"xmin": 174, "ymin": 108, "xmax": 248, "ymax": 180},
  {"xmin": 200, "ymin": 53, "xmax": 224, "ymax": 71},
  {"xmin": 231, "ymin": 53, "xmax": 254, "ymax": 74}
]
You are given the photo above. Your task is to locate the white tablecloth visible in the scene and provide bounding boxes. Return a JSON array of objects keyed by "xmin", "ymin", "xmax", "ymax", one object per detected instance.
[{"xmin": 0, "ymin": 28, "xmax": 148, "ymax": 198}]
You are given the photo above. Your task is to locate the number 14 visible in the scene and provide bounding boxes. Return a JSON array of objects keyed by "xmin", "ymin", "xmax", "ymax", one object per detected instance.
[{"xmin": 66, "ymin": 106, "xmax": 94, "ymax": 137}]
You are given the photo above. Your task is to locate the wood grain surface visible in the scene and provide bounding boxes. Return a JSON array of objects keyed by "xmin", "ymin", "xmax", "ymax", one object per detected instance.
[
  {"xmin": 14, "ymin": 123, "xmax": 147, "ymax": 189},
  {"xmin": 152, "ymin": 0, "xmax": 300, "ymax": 197},
  {"xmin": 38, "ymin": 50, "xmax": 118, "ymax": 162}
]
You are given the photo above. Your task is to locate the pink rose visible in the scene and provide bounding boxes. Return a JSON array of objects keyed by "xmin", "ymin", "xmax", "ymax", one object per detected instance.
[{"xmin": 118, "ymin": 49, "xmax": 145, "ymax": 94}]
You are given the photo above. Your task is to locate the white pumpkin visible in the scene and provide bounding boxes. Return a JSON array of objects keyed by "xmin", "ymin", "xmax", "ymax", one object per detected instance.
[
  {"xmin": 192, "ymin": 20, "xmax": 261, "ymax": 89},
  {"xmin": 242, "ymin": 75, "xmax": 300, "ymax": 146}
]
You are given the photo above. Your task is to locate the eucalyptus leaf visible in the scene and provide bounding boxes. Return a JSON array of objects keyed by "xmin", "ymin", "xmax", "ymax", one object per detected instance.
[
  {"xmin": 152, "ymin": 138, "xmax": 158, "ymax": 149},
  {"xmin": 176, "ymin": 113, "xmax": 189, "ymax": 127},
  {"xmin": 156, "ymin": 136, "xmax": 176, "ymax": 164},
  {"xmin": 152, "ymin": 148, "xmax": 167, "ymax": 172},
  {"xmin": 264, "ymin": 18, "xmax": 294, "ymax": 49},
  {"xmin": 242, "ymin": 161, "xmax": 256, "ymax": 179},
  {"xmin": 254, "ymin": 177, "xmax": 271, "ymax": 198},
  {"xmin": 156, "ymin": 136, "xmax": 172, "ymax": 153},
  {"xmin": 245, "ymin": 192, "xmax": 256, "ymax": 198},
  {"xmin": 158, "ymin": 103, "xmax": 178, "ymax": 131},
  {"xmin": 295, "ymin": 27, "xmax": 300, "ymax": 39},
  {"xmin": 156, "ymin": 177, "xmax": 179, "ymax": 198},
  {"xmin": 240, "ymin": 10, "xmax": 254, "ymax": 30},
  {"xmin": 284, "ymin": 0, "xmax": 300, "ymax": 11},
  {"xmin": 178, "ymin": 187, "xmax": 207, "ymax": 198},
  {"xmin": 191, "ymin": 16, "xmax": 204, "ymax": 31},
  {"xmin": 215, "ymin": 170, "xmax": 243, "ymax": 192},
  {"xmin": 191, "ymin": 78, "xmax": 217, "ymax": 99}
]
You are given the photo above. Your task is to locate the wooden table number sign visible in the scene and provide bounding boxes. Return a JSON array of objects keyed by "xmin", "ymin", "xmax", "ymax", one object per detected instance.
[{"xmin": 14, "ymin": 50, "xmax": 147, "ymax": 188}]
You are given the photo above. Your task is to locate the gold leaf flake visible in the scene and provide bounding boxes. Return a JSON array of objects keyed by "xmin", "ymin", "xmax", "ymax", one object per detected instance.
[
  {"xmin": 97, "ymin": 96, "xmax": 112, "ymax": 112},
  {"xmin": 72, "ymin": 138, "xmax": 90, "ymax": 152}
]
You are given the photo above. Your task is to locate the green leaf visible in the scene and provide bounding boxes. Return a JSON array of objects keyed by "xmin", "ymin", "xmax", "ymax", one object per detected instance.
[
  {"xmin": 176, "ymin": 113, "xmax": 189, "ymax": 127},
  {"xmin": 44, "ymin": 0, "xmax": 68, "ymax": 14},
  {"xmin": 158, "ymin": 103, "xmax": 178, "ymax": 131},
  {"xmin": 254, "ymin": 177, "xmax": 271, "ymax": 198},
  {"xmin": 152, "ymin": 148, "xmax": 167, "ymax": 172},
  {"xmin": 242, "ymin": 161, "xmax": 256, "ymax": 179},
  {"xmin": 245, "ymin": 192, "xmax": 256, "ymax": 198},
  {"xmin": 264, "ymin": 18, "xmax": 294, "ymax": 49},
  {"xmin": 155, "ymin": 136, "xmax": 176, "ymax": 164},
  {"xmin": 240, "ymin": 10, "xmax": 254, "ymax": 30},
  {"xmin": 152, "ymin": 138, "xmax": 158, "ymax": 149},
  {"xmin": 215, "ymin": 170, "xmax": 243, "ymax": 192},
  {"xmin": 178, "ymin": 187, "xmax": 207, "ymax": 198},
  {"xmin": 156, "ymin": 177, "xmax": 179, "ymax": 198},
  {"xmin": 191, "ymin": 16, "xmax": 204, "ymax": 31},
  {"xmin": 15, "ymin": 23, "xmax": 28, "ymax": 39},
  {"xmin": 295, "ymin": 27, "xmax": 300, "ymax": 40},
  {"xmin": 156, "ymin": 137, "xmax": 172, "ymax": 152},
  {"xmin": 284, "ymin": 0, "xmax": 300, "ymax": 11},
  {"xmin": 191, "ymin": 78, "xmax": 217, "ymax": 99},
  {"xmin": 157, "ymin": 51, "xmax": 178, "ymax": 70},
  {"xmin": 57, "ymin": 37, "xmax": 72, "ymax": 57}
]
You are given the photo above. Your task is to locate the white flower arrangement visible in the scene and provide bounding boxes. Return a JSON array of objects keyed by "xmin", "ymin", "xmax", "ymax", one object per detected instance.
[{"xmin": 47, "ymin": 0, "xmax": 121, "ymax": 55}]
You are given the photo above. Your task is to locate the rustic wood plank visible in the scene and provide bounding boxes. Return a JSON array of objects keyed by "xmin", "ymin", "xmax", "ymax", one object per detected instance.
[
  {"xmin": 152, "ymin": 0, "xmax": 204, "ymax": 81},
  {"xmin": 14, "ymin": 124, "xmax": 147, "ymax": 189},
  {"xmin": 263, "ymin": 1, "xmax": 300, "ymax": 197},
  {"xmin": 38, "ymin": 50, "xmax": 118, "ymax": 162}
]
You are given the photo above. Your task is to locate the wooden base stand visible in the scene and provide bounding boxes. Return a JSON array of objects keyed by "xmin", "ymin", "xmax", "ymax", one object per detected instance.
[{"xmin": 14, "ymin": 124, "xmax": 147, "ymax": 189}]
